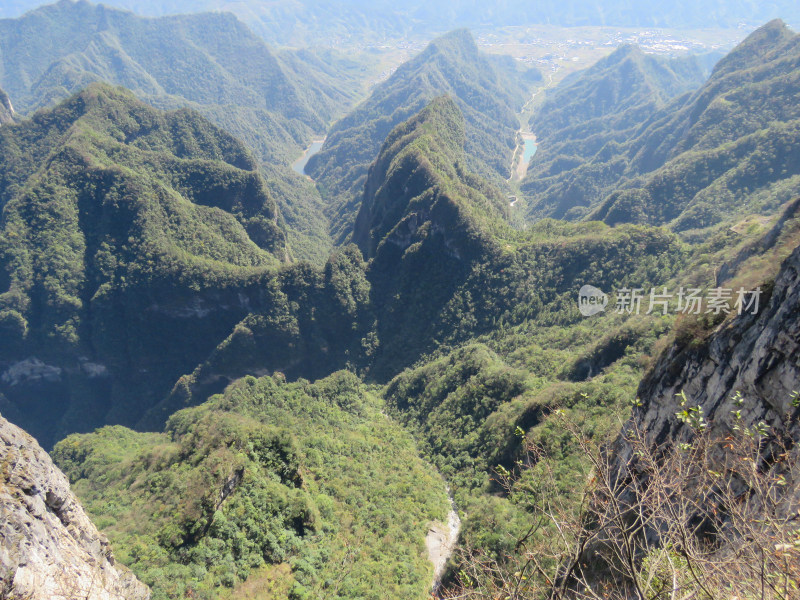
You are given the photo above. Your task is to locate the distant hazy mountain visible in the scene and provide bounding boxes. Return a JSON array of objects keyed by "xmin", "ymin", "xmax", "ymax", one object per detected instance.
[
  {"xmin": 307, "ymin": 29, "xmax": 536, "ymax": 242},
  {"xmin": 523, "ymin": 45, "xmax": 709, "ymax": 220},
  {"xmin": 533, "ymin": 46, "xmax": 708, "ymax": 142},
  {"xmin": 0, "ymin": 1, "xmax": 360, "ymax": 162},
  {"xmin": 523, "ymin": 20, "xmax": 800, "ymax": 232},
  {"xmin": 3, "ymin": 0, "xmax": 800, "ymax": 45}
]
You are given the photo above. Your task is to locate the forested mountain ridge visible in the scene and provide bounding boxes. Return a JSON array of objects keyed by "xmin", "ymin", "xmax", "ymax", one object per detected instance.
[
  {"xmin": 522, "ymin": 20, "xmax": 800, "ymax": 232},
  {"xmin": 306, "ymin": 28, "xmax": 538, "ymax": 243},
  {"xmin": 0, "ymin": 84, "xmax": 289, "ymax": 447},
  {"xmin": 0, "ymin": 0, "xmax": 374, "ymax": 262},
  {"xmin": 352, "ymin": 96, "xmax": 509, "ymax": 260},
  {"xmin": 0, "ymin": 0, "xmax": 358, "ymax": 162},
  {"xmin": 143, "ymin": 98, "xmax": 508, "ymax": 416},
  {"xmin": 546, "ymin": 223, "xmax": 800, "ymax": 598},
  {"xmin": 348, "ymin": 96, "xmax": 684, "ymax": 378}
]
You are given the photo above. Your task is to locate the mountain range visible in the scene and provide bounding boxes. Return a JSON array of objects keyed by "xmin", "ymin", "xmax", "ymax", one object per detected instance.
[
  {"xmin": 522, "ymin": 19, "xmax": 800, "ymax": 233},
  {"xmin": 0, "ymin": 0, "xmax": 374, "ymax": 261},
  {"xmin": 0, "ymin": 84, "xmax": 289, "ymax": 446},
  {"xmin": 1, "ymin": 8, "xmax": 800, "ymax": 600},
  {"xmin": 2, "ymin": 0, "xmax": 800, "ymax": 45},
  {"xmin": 307, "ymin": 28, "xmax": 537, "ymax": 242}
]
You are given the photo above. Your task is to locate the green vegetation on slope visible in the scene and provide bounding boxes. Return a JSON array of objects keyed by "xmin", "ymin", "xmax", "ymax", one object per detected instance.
[
  {"xmin": 0, "ymin": 80, "xmax": 389, "ymax": 446},
  {"xmin": 344, "ymin": 96, "xmax": 686, "ymax": 385},
  {"xmin": 0, "ymin": 0, "xmax": 374, "ymax": 261},
  {"xmin": 141, "ymin": 245, "xmax": 375, "ymax": 427},
  {"xmin": 307, "ymin": 29, "xmax": 538, "ymax": 243},
  {"xmin": 352, "ymin": 95, "xmax": 509, "ymax": 258},
  {"xmin": 0, "ymin": 83, "xmax": 287, "ymax": 446},
  {"xmin": 53, "ymin": 371, "xmax": 449, "ymax": 600},
  {"xmin": 521, "ymin": 20, "xmax": 800, "ymax": 233},
  {"xmin": 521, "ymin": 45, "xmax": 707, "ymax": 220}
]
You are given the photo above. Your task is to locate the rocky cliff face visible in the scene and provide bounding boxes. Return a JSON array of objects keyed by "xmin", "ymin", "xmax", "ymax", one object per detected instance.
[
  {"xmin": 612, "ymin": 240, "xmax": 800, "ymax": 503},
  {"xmin": 0, "ymin": 414, "xmax": 150, "ymax": 600},
  {"xmin": 0, "ymin": 89, "xmax": 13, "ymax": 125}
]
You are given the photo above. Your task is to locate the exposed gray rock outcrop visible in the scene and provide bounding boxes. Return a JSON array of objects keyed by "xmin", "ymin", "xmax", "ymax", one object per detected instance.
[
  {"xmin": 0, "ymin": 89, "xmax": 13, "ymax": 125},
  {"xmin": 0, "ymin": 414, "xmax": 150, "ymax": 600},
  {"xmin": 612, "ymin": 240, "xmax": 800, "ymax": 505}
]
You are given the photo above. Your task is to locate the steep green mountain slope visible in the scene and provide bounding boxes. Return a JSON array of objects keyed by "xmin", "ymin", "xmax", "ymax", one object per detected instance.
[
  {"xmin": 522, "ymin": 20, "xmax": 800, "ymax": 232},
  {"xmin": 53, "ymin": 371, "xmax": 449, "ymax": 600},
  {"xmin": 0, "ymin": 84, "xmax": 289, "ymax": 446},
  {"xmin": 404, "ymin": 199, "xmax": 800, "ymax": 596},
  {"xmin": 522, "ymin": 46, "xmax": 707, "ymax": 220},
  {"xmin": 349, "ymin": 96, "xmax": 683, "ymax": 378},
  {"xmin": 139, "ymin": 245, "xmax": 375, "ymax": 429},
  {"xmin": 0, "ymin": 1, "xmax": 356, "ymax": 159},
  {"xmin": 343, "ymin": 91, "xmax": 800, "ymax": 589},
  {"xmin": 0, "ymin": 84, "xmax": 392, "ymax": 449},
  {"xmin": 378, "ymin": 201, "xmax": 800, "ymax": 596},
  {"xmin": 147, "ymin": 95, "xmax": 685, "ymax": 412},
  {"xmin": 306, "ymin": 29, "xmax": 538, "ymax": 243},
  {"xmin": 0, "ymin": 0, "xmax": 370, "ymax": 261},
  {"xmin": 352, "ymin": 96, "xmax": 509, "ymax": 259}
]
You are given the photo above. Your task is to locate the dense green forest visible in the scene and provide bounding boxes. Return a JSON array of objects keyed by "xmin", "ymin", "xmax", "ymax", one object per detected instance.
[
  {"xmin": 54, "ymin": 371, "xmax": 449, "ymax": 600},
  {"xmin": 0, "ymin": 83, "xmax": 290, "ymax": 446},
  {"xmin": 2, "ymin": 9, "xmax": 800, "ymax": 600}
]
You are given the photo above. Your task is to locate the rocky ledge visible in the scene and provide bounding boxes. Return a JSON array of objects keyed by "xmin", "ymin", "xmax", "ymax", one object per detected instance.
[
  {"xmin": 612, "ymin": 240, "xmax": 800, "ymax": 505},
  {"xmin": 0, "ymin": 414, "xmax": 150, "ymax": 600}
]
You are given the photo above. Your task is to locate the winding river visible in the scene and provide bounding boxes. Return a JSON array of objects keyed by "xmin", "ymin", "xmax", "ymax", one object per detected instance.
[{"xmin": 291, "ymin": 138, "xmax": 325, "ymax": 176}]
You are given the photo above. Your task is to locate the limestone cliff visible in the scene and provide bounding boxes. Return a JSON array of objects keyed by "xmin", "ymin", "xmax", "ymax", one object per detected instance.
[
  {"xmin": 625, "ymin": 247, "xmax": 797, "ymax": 447},
  {"xmin": 0, "ymin": 89, "xmax": 13, "ymax": 125},
  {"xmin": 0, "ymin": 414, "xmax": 150, "ymax": 600},
  {"xmin": 611, "ymin": 240, "xmax": 800, "ymax": 507}
]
